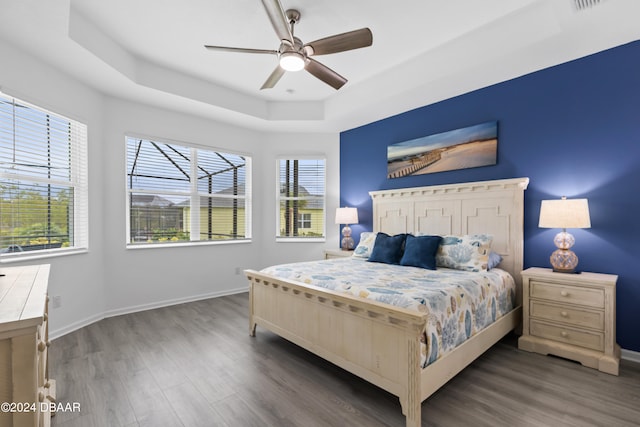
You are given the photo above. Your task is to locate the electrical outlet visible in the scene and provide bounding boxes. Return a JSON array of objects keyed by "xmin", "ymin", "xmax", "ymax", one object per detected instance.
[{"xmin": 52, "ymin": 295, "xmax": 62, "ymax": 309}]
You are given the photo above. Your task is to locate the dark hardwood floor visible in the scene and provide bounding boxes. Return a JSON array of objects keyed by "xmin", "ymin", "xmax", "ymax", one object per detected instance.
[{"xmin": 49, "ymin": 293, "xmax": 640, "ymax": 427}]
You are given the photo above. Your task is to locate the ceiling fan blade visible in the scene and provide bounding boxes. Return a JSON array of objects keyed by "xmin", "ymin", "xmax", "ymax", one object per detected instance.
[
  {"xmin": 305, "ymin": 58, "xmax": 347, "ymax": 90},
  {"xmin": 260, "ymin": 0, "xmax": 294, "ymax": 44},
  {"xmin": 304, "ymin": 28, "xmax": 373, "ymax": 56},
  {"xmin": 204, "ymin": 45, "xmax": 278, "ymax": 55},
  {"xmin": 260, "ymin": 66, "xmax": 286, "ymax": 90}
]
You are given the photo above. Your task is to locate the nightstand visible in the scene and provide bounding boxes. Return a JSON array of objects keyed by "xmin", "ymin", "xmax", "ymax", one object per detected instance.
[
  {"xmin": 518, "ymin": 267, "xmax": 620, "ymax": 375},
  {"xmin": 324, "ymin": 249, "xmax": 353, "ymax": 259}
]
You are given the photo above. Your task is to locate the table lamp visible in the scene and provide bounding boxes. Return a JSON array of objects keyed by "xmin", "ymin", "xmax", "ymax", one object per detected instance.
[
  {"xmin": 538, "ymin": 196, "xmax": 591, "ymax": 273},
  {"xmin": 335, "ymin": 207, "xmax": 358, "ymax": 250}
]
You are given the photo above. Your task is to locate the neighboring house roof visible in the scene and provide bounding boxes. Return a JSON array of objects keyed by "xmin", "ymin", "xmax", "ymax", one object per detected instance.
[
  {"xmin": 131, "ymin": 184, "xmax": 323, "ymax": 209},
  {"xmin": 130, "ymin": 194, "xmax": 175, "ymax": 208},
  {"xmin": 279, "ymin": 183, "xmax": 324, "ymax": 210}
]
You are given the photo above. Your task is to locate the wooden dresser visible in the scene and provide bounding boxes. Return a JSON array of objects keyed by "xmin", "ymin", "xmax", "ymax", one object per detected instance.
[
  {"xmin": 0, "ymin": 264, "xmax": 55, "ymax": 426},
  {"xmin": 518, "ymin": 267, "xmax": 620, "ymax": 375}
]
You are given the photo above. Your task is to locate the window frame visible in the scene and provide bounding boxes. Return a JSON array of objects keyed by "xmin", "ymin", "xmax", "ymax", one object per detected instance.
[
  {"xmin": 275, "ymin": 156, "xmax": 326, "ymax": 242},
  {"xmin": 125, "ymin": 135, "xmax": 252, "ymax": 248},
  {"xmin": 0, "ymin": 92, "xmax": 89, "ymax": 262}
]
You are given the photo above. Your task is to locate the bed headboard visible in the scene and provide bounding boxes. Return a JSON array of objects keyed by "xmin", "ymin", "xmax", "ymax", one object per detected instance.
[{"xmin": 369, "ymin": 177, "xmax": 529, "ymax": 299}]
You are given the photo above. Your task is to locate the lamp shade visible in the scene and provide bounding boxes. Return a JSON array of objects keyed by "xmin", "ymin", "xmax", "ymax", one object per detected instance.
[
  {"xmin": 335, "ymin": 207, "xmax": 358, "ymax": 225},
  {"xmin": 539, "ymin": 198, "xmax": 591, "ymax": 229}
]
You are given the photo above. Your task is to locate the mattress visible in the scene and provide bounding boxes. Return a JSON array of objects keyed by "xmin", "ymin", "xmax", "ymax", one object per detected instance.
[{"xmin": 261, "ymin": 257, "xmax": 516, "ymax": 367}]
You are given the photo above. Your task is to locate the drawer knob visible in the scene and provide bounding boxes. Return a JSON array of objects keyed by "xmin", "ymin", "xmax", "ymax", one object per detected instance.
[
  {"xmin": 560, "ymin": 291, "xmax": 569, "ymax": 297},
  {"xmin": 561, "ymin": 331, "xmax": 569, "ymax": 338},
  {"xmin": 560, "ymin": 311, "xmax": 568, "ymax": 317},
  {"xmin": 38, "ymin": 341, "xmax": 47, "ymax": 352}
]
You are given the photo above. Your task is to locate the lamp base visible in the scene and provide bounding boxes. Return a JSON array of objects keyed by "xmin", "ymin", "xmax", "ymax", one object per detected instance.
[
  {"xmin": 340, "ymin": 225, "xmax": 354, "ymax": 250},
  {"xmin": 548, "ymin": 230, "xmax": 580, "ymax": 273},
  {"xmin": 552, "ymin": 269, "xmax": 581, "ymax": 274},
  {"xmin": 340, "ymin": 237, "xmax": 354, "ymax": 251},
  {"xmin": 550, "ymin": 248, "xmax": 579, "ymax": 274}
]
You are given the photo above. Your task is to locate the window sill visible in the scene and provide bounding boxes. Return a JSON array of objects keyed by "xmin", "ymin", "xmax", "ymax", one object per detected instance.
[
  {"xmin": 126, "ymin": 239, "xmax": 252, "ymax": 250},
  {"xmin": 0, "ymin": 248, "xmax": 89, "ymax": 264}
]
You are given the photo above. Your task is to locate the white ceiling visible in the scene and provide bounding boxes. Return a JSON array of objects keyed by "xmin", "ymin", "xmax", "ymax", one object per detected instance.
[{"xmin": 0, "ymin": 0, "xmax": 638, "ymax": 132}]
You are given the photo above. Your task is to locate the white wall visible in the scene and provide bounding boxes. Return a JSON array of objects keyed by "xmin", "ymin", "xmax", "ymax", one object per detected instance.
[
  {"xmin": 102, "ymin": 103, "xmax": 340, "ymax": 313},
  {"xmin": 0, "ymin": 38, "xmax": 340, "ymax": 338},
  {"xmin": 0, "ymin": 39, "xmax": 106, "ymax": 336},
  {"xmin": 257, "ymin": 132, "xmax": 341, "ymax": 269}
]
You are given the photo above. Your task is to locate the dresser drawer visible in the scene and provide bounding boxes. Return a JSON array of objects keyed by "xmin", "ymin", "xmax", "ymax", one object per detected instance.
[
  {"xmin": 530, "ymin": 280, "xmax": 604, "ymax": 308},
  {"xmin": 530, "ymin": 300, "xmax": 604, "ymax": 331},
  {"xmin": 530, "ymin": 319, "xmax": 604, "ymax": 352}
]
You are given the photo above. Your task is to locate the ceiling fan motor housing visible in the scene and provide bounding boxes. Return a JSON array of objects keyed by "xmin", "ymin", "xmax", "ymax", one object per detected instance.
[{"xmin": 279, "ymin": 37, "xmax": 304, "ymax": 55}]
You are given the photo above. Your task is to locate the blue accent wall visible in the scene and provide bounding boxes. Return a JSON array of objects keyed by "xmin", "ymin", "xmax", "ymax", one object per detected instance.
[{"xmin": 340, "ymin": 41, "xmax": 640, "ymax": 352}]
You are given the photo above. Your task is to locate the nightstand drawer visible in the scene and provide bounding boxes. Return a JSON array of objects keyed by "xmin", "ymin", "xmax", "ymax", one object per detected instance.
[
  {"xmin": 530, "ymin": 320, "xmax": 604, "ymax": 352},
  {"xmin": 530, "ymin": 300, "xmax": 604, "ymax": 330},
  {"xmin": 530, "ymin": 280, "xmax": 604, "ymax": 308}
]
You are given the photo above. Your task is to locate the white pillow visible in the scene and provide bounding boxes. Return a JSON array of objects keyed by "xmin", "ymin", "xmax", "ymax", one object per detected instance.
[
  {"xmin": 352, "ymin": 232, "xmax": 377, "ymax": 259},
  {"xmin": 436, "ymin": 234, "xmax": 493, "ymax": 272}
]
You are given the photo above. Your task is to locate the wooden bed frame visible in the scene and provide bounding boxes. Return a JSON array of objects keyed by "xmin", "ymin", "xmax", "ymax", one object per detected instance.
[{"xmin": 245, "ymin": 177, "xmax": 529, "ymax": 427}]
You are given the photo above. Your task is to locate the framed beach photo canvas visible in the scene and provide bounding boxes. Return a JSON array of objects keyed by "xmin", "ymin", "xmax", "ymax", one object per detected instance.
[{"xmin": 387, "ymin": 121, "xmax": 498, "ymax": 178}]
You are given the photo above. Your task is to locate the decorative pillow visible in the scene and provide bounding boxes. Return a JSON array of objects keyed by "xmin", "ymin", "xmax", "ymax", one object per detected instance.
[
  {"xmin": 352, "ymin": 232, "xmax": 377, "ymax": 259},
  {"xmin": 488, "ymin": 251, "xmax": 502, "ymax": 270},
  {"xmin": 400, "ymin": 234, "xmax": 442, "ymax": 270},
  {"xmin": 368, "ymin": 232, "xmax": 407, "ymax": 265},
  {"xmin": 436, "ymin": 234, "xmax": 493, "ymax": 272}
]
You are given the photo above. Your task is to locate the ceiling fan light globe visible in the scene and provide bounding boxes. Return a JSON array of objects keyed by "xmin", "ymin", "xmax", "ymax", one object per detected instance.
[{"xmin": 279, "ymin": 52, "xmax": 305, "ymax": 71}]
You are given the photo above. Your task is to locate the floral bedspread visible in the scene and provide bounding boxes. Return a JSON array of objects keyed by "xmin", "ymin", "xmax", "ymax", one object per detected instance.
[{"xmin": 261, "ymin": 258, "xmax": 516, "ymax": 368}]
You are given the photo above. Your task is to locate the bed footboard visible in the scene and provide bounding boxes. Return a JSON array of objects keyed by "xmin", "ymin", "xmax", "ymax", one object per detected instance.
[{"xmin": 246, "ymin": 269, "xmax": 427, "ymax": 427}]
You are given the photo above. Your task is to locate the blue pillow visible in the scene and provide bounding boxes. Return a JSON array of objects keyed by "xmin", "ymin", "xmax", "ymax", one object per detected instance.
[
  {"xmin": 488, "ymin": 251, "xmax": 502, "ymax": 270},
  {"xmin": 368, "ymin": 232, "xmax": 406, "ymax": 265},
  {"xmin": 400, "ymin": 234, "xmax": 442, "ymax": 270}
]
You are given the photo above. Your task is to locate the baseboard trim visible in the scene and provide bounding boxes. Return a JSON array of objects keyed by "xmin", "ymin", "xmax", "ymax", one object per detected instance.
[
  {"xmin": 621, "ymin": 348, "xmax": 640, "ymax": 364},
  {"xmin": 49, "ymin": 286, "xmax": 249, "ymax": 340},
  {"xmin": 49, "ymin": 312, "xmax": 105, "ymax": 340}
]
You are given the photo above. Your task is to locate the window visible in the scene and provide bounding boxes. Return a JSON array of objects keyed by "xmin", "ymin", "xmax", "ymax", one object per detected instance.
[
  {"xmin": 0, "ymin": 93, "xmax": 88, "ymax": 258},
  {"xmin": 298, "ymin": 213, "xmax": 312, "ymax": 229},
  {"xmin": 276, "ymin": 158, "xmax": 325, "ymax": 239},
  {"xmin": 126, "ymin": 137, "xmax": 251, "ymax": 245}
]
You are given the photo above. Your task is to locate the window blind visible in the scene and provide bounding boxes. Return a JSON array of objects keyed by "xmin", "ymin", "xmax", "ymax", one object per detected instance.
[
  {"xmin": 277, "ymin": 158, "xmax": 325, "ymax": 238},
  {"xmin": 126, "ymin": 137, "xmax": 251, "ymax": 245},
  {"xmin": 0, "ymin": 92, "xmax": 88, "ymax": 256}
]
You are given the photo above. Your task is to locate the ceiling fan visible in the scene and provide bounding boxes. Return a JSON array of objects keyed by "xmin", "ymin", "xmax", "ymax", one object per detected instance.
[{"xmin": 204, "ymin": 0, "xmax": 373, "ymax": 90}]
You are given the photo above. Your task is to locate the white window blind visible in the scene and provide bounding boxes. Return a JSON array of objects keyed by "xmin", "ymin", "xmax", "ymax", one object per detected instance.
[
  {"xmin": 126, "ymin": 137, "xmax": 251, "ymax": 245},
  {"xmin": 0, "ymin": 92, "xmax": 88, "ymax": 257},
  {"xmin": 276, "ymin": 158, "xmax": 325, "ymax": 239}
]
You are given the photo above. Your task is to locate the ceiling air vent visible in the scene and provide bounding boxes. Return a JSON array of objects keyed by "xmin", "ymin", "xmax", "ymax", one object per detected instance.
[{"xmin": 574, "ymin": 0, "xmax": 606, "ymax": 11}]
